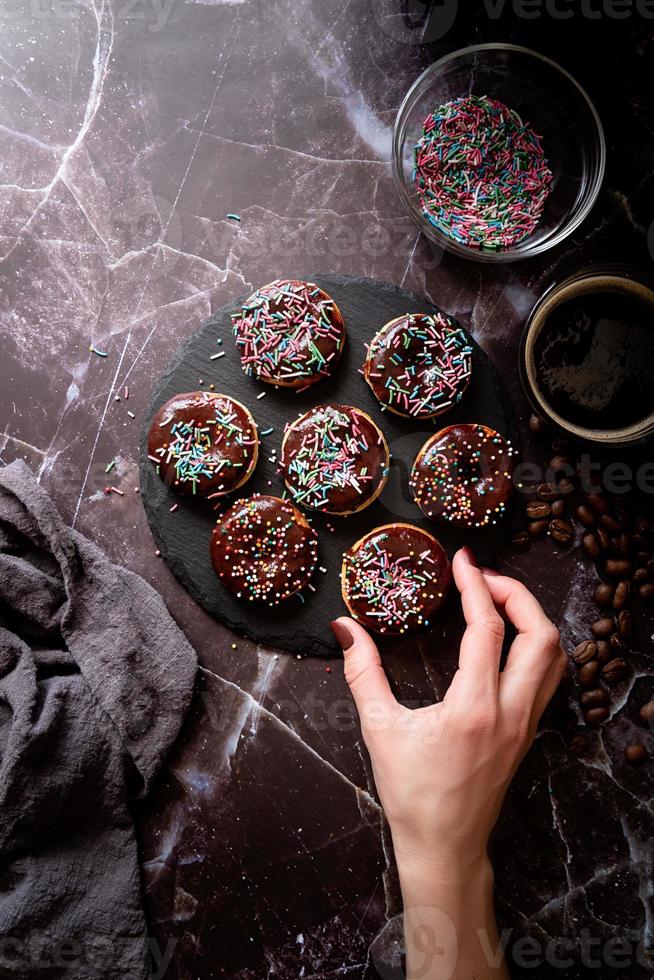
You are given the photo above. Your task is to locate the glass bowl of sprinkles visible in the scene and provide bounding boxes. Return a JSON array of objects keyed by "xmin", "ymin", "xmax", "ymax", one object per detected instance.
[{"xmin": 392, "ymin": 44, "xmax": 605, "ymax": 263}]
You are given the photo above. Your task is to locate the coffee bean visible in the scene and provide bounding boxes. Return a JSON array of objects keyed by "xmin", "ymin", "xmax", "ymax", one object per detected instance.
[
  {"xmin": 568, "ymin": 733, "xmax": 588, "ymax": 754},
  {"xmin": 639, "ymin": 582, "xmax": 654, "ymax": 603},
  {"xmin": 613, "ymin": 504, "xmax": 633, "ymax": 532},
  {"xmin": 601, "ymin": 657, "xmax": 629, "ymax": 684},
  {"xmin": 550, "ymin": 519, "xmax": 573, "ymax": 545},
  {"xmin": 594, "ymin": 583, "xmax": 615, "ymax": 607},
  {"xmin": 529, "ymin": 414, "xmax": 547, "ymax": 436},
  {"xmin": 586, "ymin": 492, "xmax": 610, "ymax": 515},
  {"xmin": 602, "ymin": 657, "xmax": 629, "ymax": 684},
  {"xmin": 595, "ymin": 640, "xmax": 611, "ymax": 664},
  {"xmin": 591, "ymin": 617, "xmax": 614, "ymax": 639},
  {"xmin": 612, "ymin": 581, "xmax": 630, "ymax": 611},
  {"xmin": 600, "ymin": 514, "xmax": 622, "ymax": 535},
  {"xmin": 584, "ymin": 706, "xmax": 609, "ymax": 726},
  {"xmin": 551, "ymin": 499, "xmax": 566, "ymax": 518},
  {"xmin": 558, "ymin": 478, "xmax": 575, "ymax": 497},
  {"xmin": 582, "ymin": 532, "xmax": 601, "ymax": 559},
  {"xmin": 638, "ymin": 701, "xmax": 654, "ymax": 726},
  {"xmin": 580, "ymin": 687, "xmax": 609, "ymax": 707},
  {"xmin": 527, "ymin": 501, "xmax": 551, "ymax": 519},
  {"xmin": 578, "ymin": 660, "xmax": 600, "ymax": 688},
  {"xmin": 573, "ymin": 640, "xmax": 597, "ymax": 665},
  {"xmin": 606, "ymin": 537, "xmax": 620, "ymax": 559},
  {"xmin": 537, "ymin": 482, "xmax": 561, "ymax": 502},
  {"xmin": 624, "ymin": 743, "xmax": 648, "ymax": 765},
  {"xmin": 633, "ymin": 567, "xmax": 649, "ymax": 585},
  {"xmin": 511, "ymin": 530, "xmax": 530, "ymax": 550},
  {"xmin": 605, "ymin": 559, "xmax": 632, "ymax": 578},
  {"xmin": 618, "ymin": 533, "xmax": 633, "ymax": 558},
  {"xmin": 609, "ymin": 631, "xmax": 627, "ymax": 654},
  {"xmin": 635, "ymin": 517, "xmax": 651, "ymax": 535},
  {"xmin": 616, "ymin": 610, "xmax": 631, "ymax": 639},
  {"xmin": 575, "ymin": 505, "xmax": 596, "ymax": 528},
  {"xmin": 597, "ymin": 527, "xmax": 611, "ymax": 551},
  {"xmin": 527, "ymin": 520, "xmax": 548, "ymax": 538},
  {"xmin": 549, "ymin": 454, "xmax": 572, "ymax": 475}
]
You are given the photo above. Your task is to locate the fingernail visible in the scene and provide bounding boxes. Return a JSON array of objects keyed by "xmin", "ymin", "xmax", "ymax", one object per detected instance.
[
  {"xmin": 330, "ymin": 620, "xmax": 354, "ymax": 651},
  {"xmin": 460, "ymin": 545, "xmax": 478, "ymax": 567}
]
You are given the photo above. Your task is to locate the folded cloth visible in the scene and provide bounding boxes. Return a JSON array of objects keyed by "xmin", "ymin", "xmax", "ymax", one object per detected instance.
[{"xmin": 0, "ymin": 461, "xmax": 197, "ymax": 979}]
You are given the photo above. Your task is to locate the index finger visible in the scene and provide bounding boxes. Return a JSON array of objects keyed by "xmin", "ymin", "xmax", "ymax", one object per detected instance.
[
  {"xmin": 481, "ymin": 569, "xmax": 565, "ymax": 712},
  {"xmin": 450, "ymin": 548, "xmax": 505, "ymax": 694},
  {"xmin": 479, "ymin": 569, "xmax": 555, "ymax": 636}
]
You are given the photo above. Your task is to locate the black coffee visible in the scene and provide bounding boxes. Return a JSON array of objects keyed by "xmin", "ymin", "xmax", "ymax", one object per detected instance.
[{"xmin": 533, "ymin": 289, "xmax": 654, "ymax": 431}]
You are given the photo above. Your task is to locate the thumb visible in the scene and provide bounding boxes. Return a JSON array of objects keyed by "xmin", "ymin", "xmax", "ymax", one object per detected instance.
[{"xmin": 331, "ymin": 617, "xmax": 398, "ymax": 729}]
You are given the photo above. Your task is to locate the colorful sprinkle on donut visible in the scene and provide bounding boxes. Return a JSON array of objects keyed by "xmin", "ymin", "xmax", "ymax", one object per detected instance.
[
  {"xmin": 210, "ymin": 494, "xmax": 318, "ymax": 605},
  {"xmin": 364, "ymin": 312, "xmax": 472, "ymax": 418},
  {"xmin": 147, "ymin": 391, "xmax": 258, "ymax": 497},
  {"xmin": 341, "ymin": 524, "xmax": 451, "ymax": 634},
  {"xmin": 413, "ymin": 94, "xmax": 553, "ymax": 250},
  {"xmin": 231, "ymin": 279, "xmax": 346, "ymax": 389},
  {"xmin": 410, "ymin": 423, "xmax": 516, "ymax": 528},
  {"xmin": 280, "ymin": 404, "xmax": 389, "ymax": 515}
]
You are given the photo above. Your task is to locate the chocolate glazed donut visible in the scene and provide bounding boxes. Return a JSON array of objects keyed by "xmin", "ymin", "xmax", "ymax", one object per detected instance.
[
  {"xmin": 410, "ymin": 423, "xmax": 516, "ymax": 528},
  {"xmin": 341, "ymin": 523, "xmax": 451, "ymax": 635},
  {"xmin": 210, "ymin": 494, "xmax": 319, "ymax": 605},
  {"xmin": 280, "ymin": 404, "xmax": 390, "ymax": 515},
  {"xmin": 363, "ymin": 311, "xmax": 472, "ymax": 418},
  {"xmin": 231, "ymin": 279, "xmax": 346, "ymax": 389},
  {"xmin": 147, "ymin": 391, "xmax": 258, "ymax": 497}
]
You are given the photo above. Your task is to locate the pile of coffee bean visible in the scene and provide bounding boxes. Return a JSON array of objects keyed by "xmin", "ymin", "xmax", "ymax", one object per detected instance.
[{"xmin": 512, "ymin": 416, "xmax": 654, "ymax": 763}]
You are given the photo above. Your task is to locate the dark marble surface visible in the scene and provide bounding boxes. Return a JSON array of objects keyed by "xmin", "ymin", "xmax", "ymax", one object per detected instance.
[{"xmin": 1, "ymin": 2, "xmax": 654, "ymax": 978}]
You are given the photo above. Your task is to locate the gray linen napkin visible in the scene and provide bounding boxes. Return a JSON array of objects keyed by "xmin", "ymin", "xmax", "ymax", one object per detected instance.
[{"xmin": 0, "ymin": 460, "xmax": 197, "ymax": 978}]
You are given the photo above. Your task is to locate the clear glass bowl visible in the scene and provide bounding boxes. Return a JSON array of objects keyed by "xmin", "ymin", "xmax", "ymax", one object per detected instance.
[{"xmin": 392, "ymin": 44, "xmax": 606, "ymax": 264}]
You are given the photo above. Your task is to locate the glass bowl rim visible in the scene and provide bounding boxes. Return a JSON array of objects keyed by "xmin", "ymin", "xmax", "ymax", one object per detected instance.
[{"xmin": 392, "ymin": 42, "xmax": 607, "ymax": 264}]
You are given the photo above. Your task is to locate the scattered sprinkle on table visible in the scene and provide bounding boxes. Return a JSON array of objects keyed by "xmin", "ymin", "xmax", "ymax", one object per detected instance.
[
  {"xmin": 226, "ymin": 213, "xmax": 241, "ymax": 222},
  {"xmin": 211, "ymin": 351, "xmax": 225, "ymax": 360},
  {"xmin": 105, "ymin": 460, "xmax": 116, "ymax": 474},
  {"xmin": 260, "ymin": 426, "xmax": 274, "ymax": 437},
  {"xmin": 89, "ymin": 345, "xmax": 108, "ymax": 357},
  {"xmin": 413, "ymin": 94, "xmax": 553, "ymax": 249},
  {"xmin": 110, "ymin": 486, "xmax": 124, "ymax": 496},
  {"xmin": 256, "ymin": 391, "xmax": 266, "ymax": 400},
  {"xmin": 127, "ymin": 410, "xmax": 135, "ymax": 419}
]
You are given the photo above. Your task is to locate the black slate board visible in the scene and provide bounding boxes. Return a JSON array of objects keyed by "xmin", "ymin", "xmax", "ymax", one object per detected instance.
[{"xmin": 139, "ymin": 274, "xmax": 518, "ymax": 657}]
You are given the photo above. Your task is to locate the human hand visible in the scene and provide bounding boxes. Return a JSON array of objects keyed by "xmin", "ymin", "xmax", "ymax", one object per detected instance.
[{"xmin": 331, "ymin": 545, "xmax": 566, "ymax": 876}]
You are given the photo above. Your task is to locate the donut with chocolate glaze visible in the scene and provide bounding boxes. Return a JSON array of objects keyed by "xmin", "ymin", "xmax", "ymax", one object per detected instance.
[
  {"xmin": 410, "ymin": 423, "xmax": 516, "ymax": 528},
  {"xmin": 341, "ymin": 524, "xmax": 451, "ymax": 634},
  {"xmin": 280, "ymin": 404, "xmax": 390, "ymax": 515},
  {"xmin": 147, "ymin": 391, "xmax": 258, "ymax": 497},
  {"xmin": 363, "ymin": 312, "xmax": 472, "ymax": 418},
  {"xmin": 231, "ymin": 279, "xmax": 346, "ymax": 389},
  {"xmin": 210, "ymin": 494, "xmax": 318, "ymax": 605}
]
